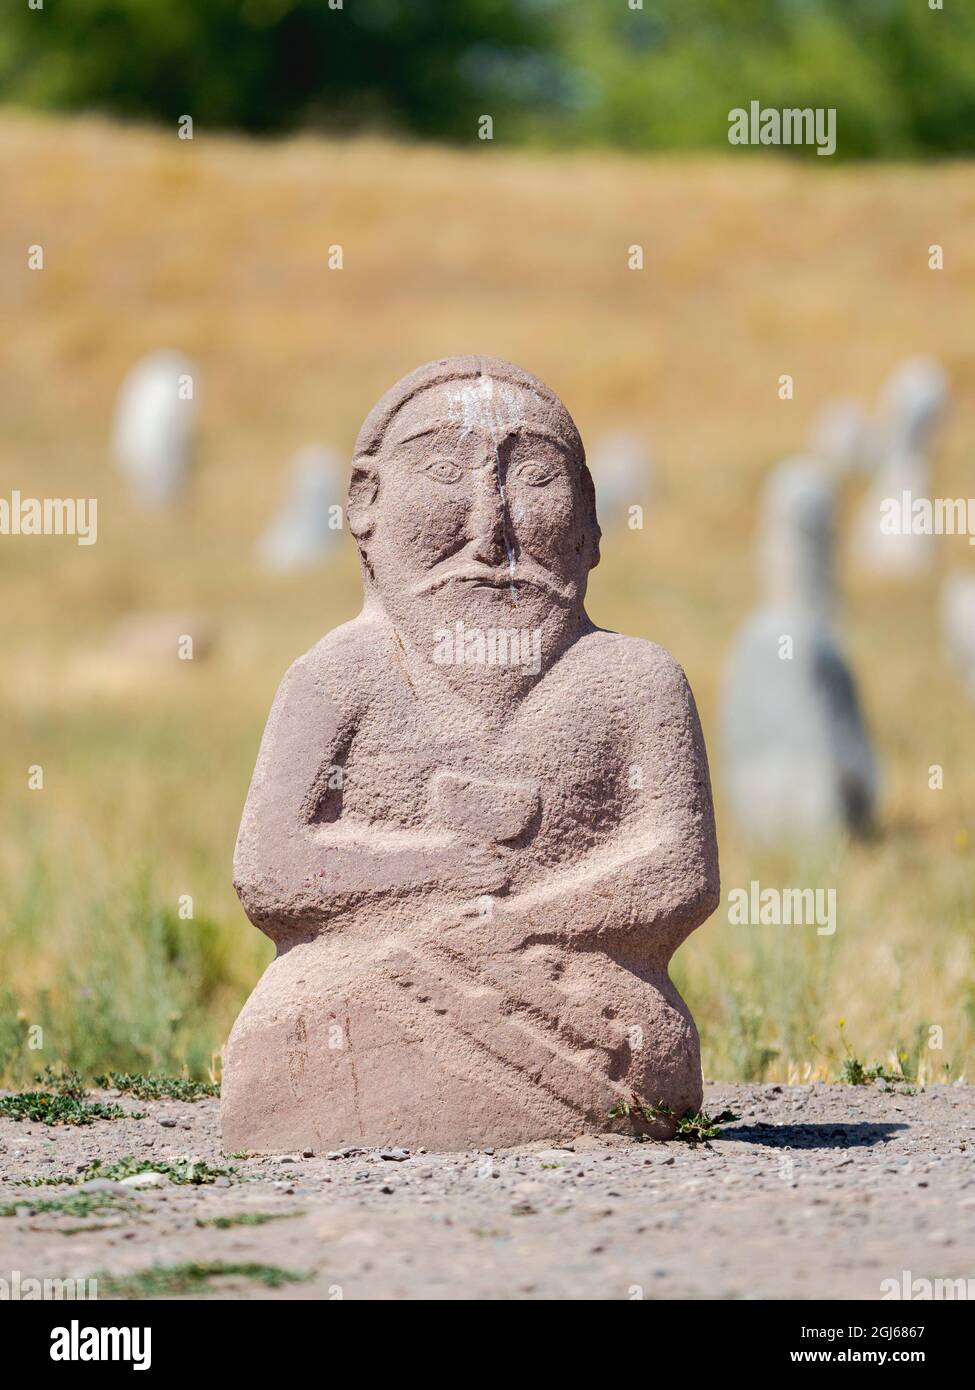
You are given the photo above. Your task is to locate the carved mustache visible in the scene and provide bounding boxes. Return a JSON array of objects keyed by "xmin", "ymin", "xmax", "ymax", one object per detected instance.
[{"xmin": 413, "ymin": 564, "xmax": 574, "ymax": 604}]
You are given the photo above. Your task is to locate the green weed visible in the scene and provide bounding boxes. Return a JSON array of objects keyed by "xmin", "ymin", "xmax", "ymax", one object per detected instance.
[
  {"xmin": 95, "ymin": 1262, "xmax": 311, "ymax": 1298},
  {"xmin": 195, "ymin": 1210, "xmax": 302, "ymax": 1229},
  {"xmin": 608, "ymin": 1095, "xmax": 739, "ymax": 1142},
  {"xmin": 95, "ymin": 1071, "xmax": 219, "ymax": 1101}
]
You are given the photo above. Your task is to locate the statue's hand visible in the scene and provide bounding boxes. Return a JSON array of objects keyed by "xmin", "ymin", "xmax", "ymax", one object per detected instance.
[{"xmin": 439, "ymin": 841, "xmax": 513, "ymax": 898}]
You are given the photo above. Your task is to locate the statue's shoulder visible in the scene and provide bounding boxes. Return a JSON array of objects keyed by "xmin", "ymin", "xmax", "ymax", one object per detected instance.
[
  {"xmin": 282, "ymin": 613, "xmax": 386, "ymax": 711},
  {"xmin": 567, "ymin": 628, "xmax": 692, "ymax": 699}
]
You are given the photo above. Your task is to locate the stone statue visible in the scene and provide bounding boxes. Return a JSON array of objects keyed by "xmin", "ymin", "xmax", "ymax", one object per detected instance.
[
  {"xmin": 808, "ymin": 397, "xmax": 875, "ymax": 479},
  {"xmin": 855, "ymin": 356, "xmax": 949, "ymax": 575},
  {"xmin": 256, "ymin": 444, "xmax": 343, "ymax": 573},
  {"xmin": 941, "ymin": 574, "xmax": 975, "ymax": 698},
  {"xmin": 587, "ymin": 428, "xmax": 654, "ymax": 525},
  {"xmin": 723, "ymin": 459, "xmax": 878, "ymax": 843},
  {"xmin": 112, "ymin": 351, "xmax": 197, "ymax": 507},
  {"xmin": 224, "ymin": 356, "xmax": 719, "ymax": 1152}
]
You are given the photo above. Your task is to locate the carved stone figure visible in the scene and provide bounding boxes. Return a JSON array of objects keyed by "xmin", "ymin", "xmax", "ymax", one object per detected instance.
[{"xmin": 224, "ymin": 356, "xmax": 719, "ymax": 1151}]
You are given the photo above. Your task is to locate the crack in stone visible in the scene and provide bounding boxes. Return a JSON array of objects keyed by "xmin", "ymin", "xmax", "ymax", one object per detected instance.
[{"xmin": 494, "ymin": 441, "xmax": 520, "ymax": 608}]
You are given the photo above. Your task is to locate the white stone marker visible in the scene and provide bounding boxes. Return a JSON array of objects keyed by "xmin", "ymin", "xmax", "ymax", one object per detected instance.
[
  {"xmin": 587, "ymin": 428, "xmax": 652, "ymax": 525},
  {"xmin": 941, "ymin": 574, "xmax": 975, "ymax": 697},
  {"xmin": 256, "ymin": 444, "xmax": 342, "ymax": 572},
  {"xmin": 112, "ymin": 351, "xmax": 197, "ymax": 506}
]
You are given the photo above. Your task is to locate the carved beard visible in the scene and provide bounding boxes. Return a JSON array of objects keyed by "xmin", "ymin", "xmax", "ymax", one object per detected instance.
[{"xmin": 377, "ymin": 576, "xmax": 586, "ymax": 692}]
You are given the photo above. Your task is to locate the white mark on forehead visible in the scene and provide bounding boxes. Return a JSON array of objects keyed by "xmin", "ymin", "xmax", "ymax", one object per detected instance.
[{"xmin": 444, "ymin": 375, "xmax": 528, "ymax": 440}]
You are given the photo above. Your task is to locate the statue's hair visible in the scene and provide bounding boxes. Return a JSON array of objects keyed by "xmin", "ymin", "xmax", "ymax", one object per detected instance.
[
  {"xmin": 350, "ymin": 355, "xmax": 599, "ymax": 544},
  {"xmin": 353, "ymin": 355, "xmax": 580, "ymax": 457}
]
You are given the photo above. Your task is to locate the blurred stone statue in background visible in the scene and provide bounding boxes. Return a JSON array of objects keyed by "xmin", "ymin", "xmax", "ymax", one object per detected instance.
[
  {"xmin": 256, "ymin": 444, "xmax": 343, "ymax": 573},
  {"xmin": 941, "ymin": 574, "xmax": 975, "ymax": 698},
  {"xmin": 587, "ymin": 427, "xmax": 654, "ymax": 527},
  {"xmin": 112, "ymin": 351, "xmax": 198, "ymax": 507},
  {"xmin": 723, "ymin": 459, "xmax": 878, "ymax": 844},
  {"xmin": 855, "ymin": 356, "xmax": 949, "ymax": 576},
  {"xmin": 808, "ymin": 397, "xmax": 876, "ymax": 480}
]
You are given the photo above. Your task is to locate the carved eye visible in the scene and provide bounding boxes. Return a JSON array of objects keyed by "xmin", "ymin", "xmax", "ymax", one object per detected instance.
[
  {"xmin": 417, "ymin": 456, "xmax": 463, "ymax": 485},
  {"xmin": 510, "ymin": 458, "xmax": 559, "ymax": 486}
]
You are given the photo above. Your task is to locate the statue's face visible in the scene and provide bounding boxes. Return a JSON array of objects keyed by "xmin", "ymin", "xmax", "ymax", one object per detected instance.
[{"xmin": 358, "ymin": 376, "xmax": 595, "ymax": 647}]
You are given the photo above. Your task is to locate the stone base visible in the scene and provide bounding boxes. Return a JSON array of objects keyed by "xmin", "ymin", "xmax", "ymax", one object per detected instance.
[{"xmin": 221, "ymin": 932, "xmax": 703, "ymax": 1153}]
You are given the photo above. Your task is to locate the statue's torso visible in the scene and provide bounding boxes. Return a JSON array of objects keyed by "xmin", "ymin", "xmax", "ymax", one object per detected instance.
[{"xmin": 316, "ymin": 622, "xmax": 653, "ymax": 882}]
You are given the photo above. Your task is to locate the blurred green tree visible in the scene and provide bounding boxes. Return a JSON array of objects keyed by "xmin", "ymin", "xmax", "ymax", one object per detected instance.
[
  {"xmin": 0, "ymin": 0, "xmax": 557, "ymax": 137},
  {"xmin": 0, "ymin": 0, "xmax": 972, "ymax": 157},
  {"xmin": 549, "ymin": 0, "xmax": 975, "ymax": 158}
]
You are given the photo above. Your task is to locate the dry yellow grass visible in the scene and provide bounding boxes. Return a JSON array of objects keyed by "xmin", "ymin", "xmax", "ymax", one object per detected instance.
[{"xmin": 0, "ymin": 113, "xmax": 972, "ymax": 1083}]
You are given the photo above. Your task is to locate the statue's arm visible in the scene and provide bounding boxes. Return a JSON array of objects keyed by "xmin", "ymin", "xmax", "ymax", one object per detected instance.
[
  {"xmin": 232, "ymin": 641, "xmax": 500, "ymax": 941},
  {"xmin": 503, "ymin": 655, "xmax": 720, "ymax": 959}
]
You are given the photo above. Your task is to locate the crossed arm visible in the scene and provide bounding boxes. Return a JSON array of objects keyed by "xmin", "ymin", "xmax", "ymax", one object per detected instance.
[
  {"xmin": 233, "ymin": 645, "xmax": 507, "ymax": 941},
  {"xmin": 234, "ymin": 639, "xmax": 719, "ymax": 957},
  {"xmin": 495, "ymin": 663, "xmax": 720, "ymax": 961}
]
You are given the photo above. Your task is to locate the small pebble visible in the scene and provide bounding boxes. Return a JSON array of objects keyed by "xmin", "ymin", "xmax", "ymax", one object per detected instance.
[{"xmin": 120, "ymin": 1171, "xmax": 169, "ymax": 1189}]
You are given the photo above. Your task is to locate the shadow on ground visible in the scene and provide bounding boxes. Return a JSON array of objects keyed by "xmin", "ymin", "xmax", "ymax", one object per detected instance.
[{"xmin": 715, "ymin": 1122, "xmax": 908, "ymax": 1150}]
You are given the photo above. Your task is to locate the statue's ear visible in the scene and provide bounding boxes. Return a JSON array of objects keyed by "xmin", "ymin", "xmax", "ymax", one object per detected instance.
[
  {"xmin": 588, "ymin": 524, "xmax": 601, "ymax": 571},
  {"xmin": 579, "ymin": 462, "xmax": 601, "ymax": 570},
  {"xmin": 347, "ymin": 463, "xmax": 379, "ymax": 541}
]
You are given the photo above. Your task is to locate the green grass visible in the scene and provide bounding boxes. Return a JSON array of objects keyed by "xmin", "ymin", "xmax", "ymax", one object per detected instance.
[
  {"xmin": 0, "ymin": 1065, "xmax": 217, "ymax": 1128},
  {"xmin": 95, "ymin": 1262, "xmax": 312, "ymax": 1298},
  {"xmin": 0, "ymin": 1090, "xmax": 136, "ymax": 1125},
  {"xmin": 830, "ymin": 1021, "xmax": 920, "ymax": 1091},
  {"xmin": 14, "ymin": 1174, "xmax": 86, "ymax": 1188},
  {"xmin": 0, "ymin": 1065, "xmax": 147, "ymax": 1124},
  {"xmin": 29, "ymin": 1065, "xmax": 88, "ymax": 1097},
  {"xmin": 838, "ymin": 1056, "xmax": 901, "ymax": 1086},
  {"xmin": 608, "ymin": 1095, "xmax": 740, "ymax": 1142},
  {"xmin": 0, "ymin": 1192, "xmax": 134, "ymax": 1219},
  {"xmin": 81, "ymin": 1155, "xmax": 237, "ymax": 1185},
  {"xmin": 195, "ymin": 1209, "xmax": 303, "ymax": 1229},
  {"xmin": 95, "ymin": 1071, "xmax": 220, "ymax": 1101},
  {"xmin": 60, "ymin": 1222, "xmax": 125, "ymax": 1235},
  {"xmin": 16, "ymin": 1155, "xmax": 238, "ymax": 1187},
  {"xmin": 0, "ymin": 866, "xmax": 242, "ymax": 1088}
]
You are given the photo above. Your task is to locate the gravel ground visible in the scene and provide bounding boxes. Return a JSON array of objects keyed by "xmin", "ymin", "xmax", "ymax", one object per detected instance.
[{"xmin": 1, "ymin": 1082, "xmax": 973, "ymax": 1300}]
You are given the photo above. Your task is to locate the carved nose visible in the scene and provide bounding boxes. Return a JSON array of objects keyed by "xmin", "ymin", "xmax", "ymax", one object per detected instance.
[{"xmin": 468, "ymin": 469, "xmax": 510, "ymax": 566}]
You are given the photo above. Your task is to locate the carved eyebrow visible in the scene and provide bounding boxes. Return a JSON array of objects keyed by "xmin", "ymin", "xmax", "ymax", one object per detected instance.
[{"xmin": 388, "ymin": 423, "xmax": 575, "ymax": 453}]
